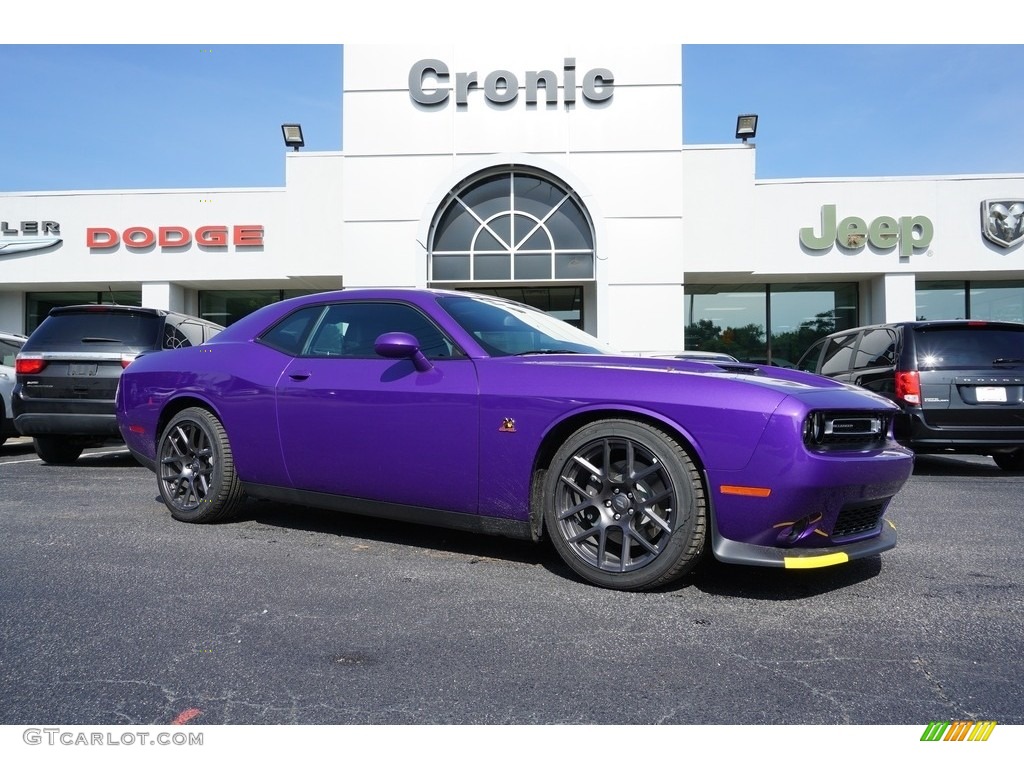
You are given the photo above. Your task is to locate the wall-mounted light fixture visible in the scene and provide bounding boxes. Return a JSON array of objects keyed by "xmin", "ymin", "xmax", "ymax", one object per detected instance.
[
  {"xmin": 281, "ymin": 124, "xmax": 305, "ymax": 151},
  {"xmin": 735, "ymin": 114, "xmax": 758, "ymax": 143}
]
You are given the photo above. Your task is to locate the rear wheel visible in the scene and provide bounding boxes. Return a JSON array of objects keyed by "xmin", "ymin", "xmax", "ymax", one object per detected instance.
[
  {"xmin": 33, "ymin": 436, "xmax": 84, "ymax": 464},
  {"xmin": 993, "ymin": 449, "xmax": 1024, "ymax": 472},
  {"xmin": 542, "ymin": 420, "xmax": 706, "ymax": 591},
  {"xmin": 158, "ymin": 407, "xmax": 243, "ymax": 522}
]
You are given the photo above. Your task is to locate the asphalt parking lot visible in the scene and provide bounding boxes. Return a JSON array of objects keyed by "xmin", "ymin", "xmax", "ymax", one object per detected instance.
[{"xmin": 0, "ymin": 435, "xmax": 1021, "ymax": 726}]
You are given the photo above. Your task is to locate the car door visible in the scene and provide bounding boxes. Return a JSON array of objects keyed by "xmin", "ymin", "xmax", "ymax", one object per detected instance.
[
  {"xmin": 849, "ymin": 327, "xmax": 899, "ymax": 397},
  {"xmin": 817, "ymin": 331, "xmax": 860, "ymax": 382},
  {"xmin": 274, "ymin": 300, "xmax": 480, "ymax": 514},
  {"xmin": 796, "ymin": 338, "xmax": 826, "ymax": 372}
]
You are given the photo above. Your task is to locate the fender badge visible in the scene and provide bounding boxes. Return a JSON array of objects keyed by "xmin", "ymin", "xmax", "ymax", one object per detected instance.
[{"xmin": 499, "ymin": 417, "xmax": 516, "ymax": 433}]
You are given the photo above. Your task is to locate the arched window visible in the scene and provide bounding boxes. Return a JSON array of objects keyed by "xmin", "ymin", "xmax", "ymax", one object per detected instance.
[{"xmin": 429, "ymin": 169, "xmax": 595, "ymax": 283}]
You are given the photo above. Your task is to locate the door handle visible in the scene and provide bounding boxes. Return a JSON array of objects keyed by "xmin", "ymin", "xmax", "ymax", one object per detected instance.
[{"xmin": 289, "ymin": 372, "xmax": 311, "ymax": 381}]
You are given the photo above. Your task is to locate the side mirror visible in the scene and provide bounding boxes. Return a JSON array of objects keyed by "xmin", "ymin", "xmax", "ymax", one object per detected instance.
[{"xmin": 374, "ymin": 332, "xmax": 433, "ymax": 372}]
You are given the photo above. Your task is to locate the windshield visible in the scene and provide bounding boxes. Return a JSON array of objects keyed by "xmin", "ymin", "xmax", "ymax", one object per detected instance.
[
  {"xmin": 437, "ymin": 295, "xmax": 613, "ymax": 357},
  {"xmin": 25, "ymin": 311, "xmax": 162, "ymax": 349},
  {"xmin": 916, "ymin": 326, "xmax": 1024, "ymax": 369}
]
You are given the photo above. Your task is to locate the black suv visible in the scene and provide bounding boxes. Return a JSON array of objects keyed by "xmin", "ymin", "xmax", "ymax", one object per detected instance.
[
  {"xmin": 13, "ymin": 305, "xmax": 223, "ymax": 463},
  {"xmin": 797, "ymin": 320, "xmax": 1024, "ymax": 470}
]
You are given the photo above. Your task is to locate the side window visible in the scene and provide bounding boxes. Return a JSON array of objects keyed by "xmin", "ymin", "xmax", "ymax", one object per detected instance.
[
  {"xmin": 1, "ymin": 338, "xmax": 21, "ymax": 367},
  {"xmin": 308, "ymin": 302, "xmax": 457, "ymax": 360},
  {"xmin": 852, "ymin": 328, "xmax": 897, "ymax": 370},
  {"xmin": 259, "ymin": 305, "xmax": 326, "ymax": 356},
  {"xmin": 162, "ymin": 323, "xmax": 193, "ymax": 350},
  {"xmin": 819, "ymin": 332, "xmax": 859, "ymax": 376},
  {"xmin": 797, "ymin": 339, "xmax": 825, "ymax": 372},
  {"xmin": 167, "ymin": 319, "xmax": 208, "ymax": 348}
]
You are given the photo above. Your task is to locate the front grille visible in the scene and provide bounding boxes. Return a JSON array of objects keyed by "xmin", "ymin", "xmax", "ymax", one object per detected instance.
[
  {"xmin": 833, "ymin": 500, "xmax": 885, "ymax": 539},
  {"xmin": 803, "ymin": 411, "xmax": 892, "ymax": 450}
]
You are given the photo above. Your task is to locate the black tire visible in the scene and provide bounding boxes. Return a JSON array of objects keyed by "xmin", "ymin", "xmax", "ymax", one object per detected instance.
[
  {"xmin": 542, "ymin": 419, "xmax": 706, "ymax": 591},
  {"xmin": 157, "ymin": 407, "xmax": 243, "ymax": 523},
  {"xmin": 33, "ymin": 436, "xmax": 84, "ymax": 464},
  {"xmin": 993, "ymin": 449, "xmax": 1024, "ymax": 472}
]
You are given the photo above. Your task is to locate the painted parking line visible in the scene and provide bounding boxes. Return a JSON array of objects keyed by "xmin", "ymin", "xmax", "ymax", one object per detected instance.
[{"xmin": 0, "ymin": 448, "xmax": 131, "ymax": 465}]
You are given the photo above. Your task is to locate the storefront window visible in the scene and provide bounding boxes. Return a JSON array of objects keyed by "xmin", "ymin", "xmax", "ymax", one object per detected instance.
[
  {"xmin": 916, "ymin": 280, "xmax": 1024, "ymax": 323},
  {"xmin": 685, "ymin": 285, "xmax": 767, "ymax": 362},
  {"xmin": 26, "ymin": 291, "xmax": 141, "ymax": 333},
  {"xmin": 466, "ymin": 286, "xmax": 584, "ymax": 328},
  {"xmin": 770, "ymin": 283, "xmax": 858, "ymax": 368},
  {"xmin": 199, "ymin": 289, "xmax": 319, "ymax": 327},
  {"xmin": 971, "ymin": 280, "xmax": 1024, "ymax": 323},
  {"xmin": 916, "ymin": 281, "xmax": 967, "ymax": 320},
  {"xmin": 429, "ymin": 169, "xmax": 595, "ymax": 283},
  {"xmin": 685, "ymin": 283, "xmax": 858, "ymax": 365}
]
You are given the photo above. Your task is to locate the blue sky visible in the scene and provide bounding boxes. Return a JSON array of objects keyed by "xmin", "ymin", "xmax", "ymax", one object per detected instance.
[{"xmin": 2, "ymin": 22, "xmax": 1020, "ymax": 192}]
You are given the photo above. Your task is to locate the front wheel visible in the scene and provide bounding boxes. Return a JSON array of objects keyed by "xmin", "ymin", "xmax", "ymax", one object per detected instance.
[
  {"xmin": 993, "ymin": 449, "xmax": 1024, "ymax": 472},
  {"xmin": 157, "ymin": 407, "xmax": 243, "ymax": 522},
  {"xmin": 542, "ymin": 420, "xmax": 706, "ymax": 591}
]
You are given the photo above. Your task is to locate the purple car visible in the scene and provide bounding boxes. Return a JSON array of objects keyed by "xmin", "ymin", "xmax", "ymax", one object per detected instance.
[{"xmin": 116, "ymin": 289, "xmax": 913, "ymax": 591}]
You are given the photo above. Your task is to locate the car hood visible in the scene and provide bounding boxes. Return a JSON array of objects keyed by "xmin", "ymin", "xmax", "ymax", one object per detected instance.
[{"xmin": 517, "ymin": 354, "xmax": 889, "ymax": 399}]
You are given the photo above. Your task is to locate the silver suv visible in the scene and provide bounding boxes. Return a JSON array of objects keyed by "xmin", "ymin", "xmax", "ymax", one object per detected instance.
[{"xmin": 1, "ymin": 330, "xmax": 27, "ymax": 446}]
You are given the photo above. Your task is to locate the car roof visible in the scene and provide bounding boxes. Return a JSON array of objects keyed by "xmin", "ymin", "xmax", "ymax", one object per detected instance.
[
  {"xmin": 823, "ymin": 319, "xmax": 1024, "ymax": 337},
  {"xmin": 42, "ymin": 305, "xmax": 223, "ymax": 329},
  {"xmin": 48, "ymin": 304, "xmax": 166, "ymax": 317},
  {"xmin": 214, "ymin": 287, "xmax": 541, "ymax": 340}
]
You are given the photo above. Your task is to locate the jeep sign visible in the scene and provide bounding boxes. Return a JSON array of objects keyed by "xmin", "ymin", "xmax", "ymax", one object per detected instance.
[{"xmin": 800, "ymin": 204, "xmax": 933, "ymax": 257}]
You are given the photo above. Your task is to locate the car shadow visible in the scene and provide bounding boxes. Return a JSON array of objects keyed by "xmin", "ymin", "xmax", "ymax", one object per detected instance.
[
  {"xmin": 0, "ymin": 438, "xmax": 35, "ymax": 457},
  {"xmin": 229, "ymin": 497, "xmax": 890, "ymax": 597},
  {"xmin": 684, "ymin": 554, "xmax": 884, "ymax": 599},
  {"xmin": 236, "ymin": 497, "xmax": 547, "ymax": 568},
  {"xmin": 1, "ymin": 440, "xmax": 140, "ymax": 466},
  {"xmin": 531, "ymin": 550, "xmax": 885, "ymax": 598},
  {"xmin": 910, "ymin": 454, "xmax": 1006, "ymax": 477}
]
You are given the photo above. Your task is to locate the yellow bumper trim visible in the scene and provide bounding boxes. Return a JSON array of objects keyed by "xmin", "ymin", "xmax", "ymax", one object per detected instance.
[{"xmin": 783, "ymin": 552, "xmax": 850, "ymax": 569}]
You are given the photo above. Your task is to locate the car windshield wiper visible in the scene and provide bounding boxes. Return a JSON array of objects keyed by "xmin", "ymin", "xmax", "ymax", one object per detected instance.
[
  {"xmin": 992, "ymin": 358, "xmax": 1024, "ymax": 365},
  {"xmin": 81, "ymin": 337, "xmax": 123, "ymax": 343}
]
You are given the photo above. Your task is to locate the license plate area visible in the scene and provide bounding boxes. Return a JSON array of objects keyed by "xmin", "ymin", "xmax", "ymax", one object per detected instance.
[
  {"xmin": 975, "ymin": 386, "xmax": 1007, "ymax": 403},
  {"xmin": 69, "ymin": 363, "xmax": 99, "ymax": 376}
]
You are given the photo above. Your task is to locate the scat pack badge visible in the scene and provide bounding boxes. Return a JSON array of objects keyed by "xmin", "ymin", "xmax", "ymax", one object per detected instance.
[{"xmin": 499, "ymin": 417, "xmax": 516, "ymax": 433}]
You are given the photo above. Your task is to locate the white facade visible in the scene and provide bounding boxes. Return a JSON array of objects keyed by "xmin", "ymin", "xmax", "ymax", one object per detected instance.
[{"xmin": 2, "ymin": 45, "xmax": 1023, "ymax": 353}]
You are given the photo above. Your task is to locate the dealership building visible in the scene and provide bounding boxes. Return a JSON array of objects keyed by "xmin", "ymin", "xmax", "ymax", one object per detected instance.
[{"xmin": 2, "ymin": 45, "xmax": 1023, "ymax": 361}]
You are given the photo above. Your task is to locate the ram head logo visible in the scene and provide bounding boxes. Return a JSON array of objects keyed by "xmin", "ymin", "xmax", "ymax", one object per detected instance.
[{"xmin": 981, "ymin": 200, "xmax": 1024, "ymax": 248}]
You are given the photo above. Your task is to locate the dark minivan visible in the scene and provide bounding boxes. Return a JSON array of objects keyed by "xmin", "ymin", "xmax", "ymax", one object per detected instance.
[
  {"xmin": 13, "ymin": 305, "xmax": 223, "ymax": 463},
  {"xmin": 797, "ymin": 320, "xmax": 1024, "ymax": 471}
]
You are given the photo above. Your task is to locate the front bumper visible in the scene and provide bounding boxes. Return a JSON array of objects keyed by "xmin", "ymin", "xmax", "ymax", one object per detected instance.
[
  {"xmin": 702, "ymin": 396, "xmax": 913, "ymax": 568},
  {"xmin": 713, "ymin": 517, "xmax": 897, "ymax": 568}
]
